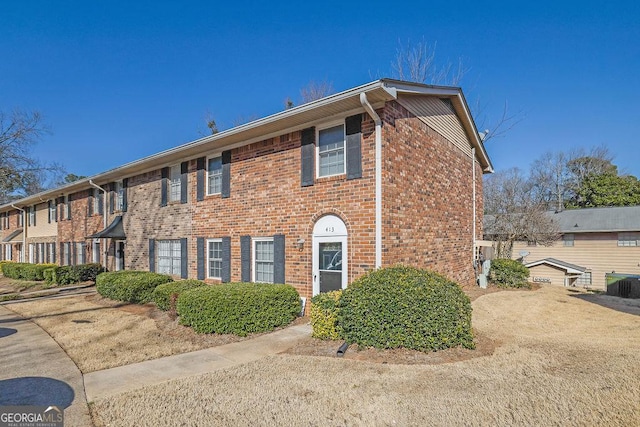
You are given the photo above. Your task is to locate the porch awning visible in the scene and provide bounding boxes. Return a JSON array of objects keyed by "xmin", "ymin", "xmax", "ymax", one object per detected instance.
[
  {"xmin": 2, "ymin": 229, "xmax": 23, "ymax": 243},
  {"xmin": 88, "ymin": 216, "xmax": 126, "ymax": 239}
]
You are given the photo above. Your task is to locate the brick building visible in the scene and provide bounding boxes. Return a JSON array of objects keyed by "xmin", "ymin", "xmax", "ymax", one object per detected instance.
[{"xmin": 0, "ymin": 79, "xmax": 493, "ymax": 300}]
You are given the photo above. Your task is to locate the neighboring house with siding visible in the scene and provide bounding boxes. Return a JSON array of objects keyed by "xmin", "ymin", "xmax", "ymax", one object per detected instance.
[
  {"xmin": 510, "ymin": 206, "xmax": 640, "ymax": 290},
  {"xmin": 0, "ymin": 79, "xmax": 493, "ymax": 302}
]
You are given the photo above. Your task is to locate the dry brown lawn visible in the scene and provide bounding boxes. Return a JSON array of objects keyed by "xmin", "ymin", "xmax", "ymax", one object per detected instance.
[
  {"xmin": 5, "ymin": 293, "xmax": 249, "ymax": 373},
  {"xmin": 90, "ymin": 286, "xmax": 640, "ymax": 426}
]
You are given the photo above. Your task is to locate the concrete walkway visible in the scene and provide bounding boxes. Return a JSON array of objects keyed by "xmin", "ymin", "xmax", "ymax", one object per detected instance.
[
  {"xmin": 0, "ymin": 305, "xmax": 93, "ymax": 427},
  {"xmin": 84, "ymin": 323, "xmax": 311, "ymax": 402}
]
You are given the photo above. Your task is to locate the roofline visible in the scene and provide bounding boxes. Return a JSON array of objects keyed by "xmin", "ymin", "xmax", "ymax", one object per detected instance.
[
  {"xmin": 525, "ymin": 259, "xmax": 586, "ymax": 274},
  {"xmin": 1, "ymin": 78, "xmax": 492, "ymax": 210}
]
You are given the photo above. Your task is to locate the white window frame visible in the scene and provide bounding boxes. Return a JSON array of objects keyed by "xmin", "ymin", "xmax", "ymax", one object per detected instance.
[
  {"xmin": 29, "ymin": 206, "xmax": 36, "ymax": 226},
  {"xmin": 206, "ymin": 155, "xmax": 223, "ymax": 195},
  {"xmin": 207, "ymin": 238, "xmax": 223, "ymax": 279},
  {"xmin": 563, "ymin": 234, "xmax": 574, "ymax": 247},
  {"xmin": 576, "ymin": 271, "xmax": 592, "ymax": 286},
  {"xmin": 48, "ymin": 243, "xmax": 56, "ymax": 264},
  {"xmin": 28, "ymin": 243, "xmax": 35, "ymax": 264},
  {"xmin": 49, "ymin": 201, "xmax": 56, "ymax": 223},
  {"xmin": 76, "ymin": 242, "xmax": 85, "ymax": 265},
  {"xmin": 92, "ymin": 188, "xmax": 101, "ymax": 215},
  {"xmin": 64, "ymin": 195, "xmax": 70, "ymax": 220},
  {"xmin": 169, "ymin": 164, "xmax": 181, "ymax": 203},
  {"xmin": 92, "ymin": 239, "xmax": 100, "ymax": 264},
  {"xmin": 18, "ymin": 210, "xmax": 24, "ymax": 227},
  {"xmin": 618, "ymin": 232, "xmax": 640, "ymax": 247},
  {"xmin": 5, "ymin": 244, "xmax": 12, "ymax": 261},
  {"xmin": 316, "ymin": 121, "xmax": 346, "ymax": 178},
  {"xmin": 252, "ymin": 237, "xmax": 274, "ymax": 283},
  {"xmin": 62, "ymin": 243, "xmax": 69, "ymax": 266},
  {"xmin": 157, "ymin": 239, "xmax": 182, "ymax": 276},
  {"xmin": 38, "ymin": 243, "xmax": 44, "ymax": 263},
  {"xmin": 115, "ymin": 181, "xmax": 124, "ymax": 212}
]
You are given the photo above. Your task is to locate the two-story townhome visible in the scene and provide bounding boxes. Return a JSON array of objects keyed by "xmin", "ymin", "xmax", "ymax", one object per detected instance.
[
  {"xmin": 0, "ymin": 79, "xmax": 493, "ymax": 302},
  {"xmin": 511, "ymin": 206, "xmax": 640, "ymax": 290}
]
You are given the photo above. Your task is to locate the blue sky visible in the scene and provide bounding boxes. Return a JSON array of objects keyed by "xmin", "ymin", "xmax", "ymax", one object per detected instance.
[{"xmin": 2, "ymin": 1, "xmax": 639, "ymax": 179}]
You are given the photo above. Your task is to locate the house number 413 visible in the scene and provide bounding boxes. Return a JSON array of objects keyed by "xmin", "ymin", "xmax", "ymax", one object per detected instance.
[{"xmin": 325, "ymin": 227, "xmax": 335, "ymax": 233}]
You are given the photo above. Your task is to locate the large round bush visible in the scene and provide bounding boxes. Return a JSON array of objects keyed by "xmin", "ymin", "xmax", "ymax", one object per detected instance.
[
  {"xmin": 310, "ymin": 290, "xmax": 343, "ymax": 340},
  {"xmin": 337, "ymin": 265, "xmax": 474, "ymax": 351},
  {"xmin": 96, "ymin": 271, "xmax": 173, "ymax": 303},
  {"xmin": 152, "ymin": 279, "xmax": 207, "ymax": 311},
  {"xmin": 177, "ymin": 282, "xmax": 301, "ymax": 335},
  {"xmin": 488, "ymin": 258, "xmax": 530, "ymax": 288}
]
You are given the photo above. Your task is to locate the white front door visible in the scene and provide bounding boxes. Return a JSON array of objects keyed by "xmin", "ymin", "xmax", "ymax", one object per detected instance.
[{"xmin": 312, "ymin": 215, "xmax": 348, "ymax": 296}]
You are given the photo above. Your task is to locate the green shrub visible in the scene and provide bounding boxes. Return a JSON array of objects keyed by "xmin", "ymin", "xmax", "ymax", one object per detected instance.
[
  {"xmin": 152, "ymin": 279, "xmax": 207, "ymax": 311},
  {"xmin": 337, "ymin": 265, "xmax": 474, "ymax": 351},
  {"xmin": 0, "ymin": 260, "xmax": 14, "ymax": 275},
  {"xmin": 310, "ymin": 290, "xmax": 343, "ymax": 340},
  {"xmin": 73, "ymin": 263, "xmax": 104, "ymax": 282},
  {"xmin": 52, "ymin": 266, "xmax": 78, "ymax": 285},
  {"xmin": 1, "ymin": 262, "xmax": 58, "ymax": 281},
  {"xmin": 488, "ymin": 259, "xmax": 531, "ymax": 288},
  {"xmin": 177, "ymin": 283, "xmax": 301, "ymax": 336},
  {"xmin": 43, "ymin": 268, "xmax": 56, "ymax": 284},
  {"xmin": 96, "ymin": 271, "xmax": 173, "ymax": 304}
]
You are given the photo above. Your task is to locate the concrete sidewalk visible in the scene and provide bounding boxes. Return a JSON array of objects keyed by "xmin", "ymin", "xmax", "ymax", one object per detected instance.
[
  {"xmin": 0, "ymin": 305, "xmax": 92, "ymax": 427},
  {"xmin": 84, "ymin": 322, "xmax": 311, "ymax": 402}
]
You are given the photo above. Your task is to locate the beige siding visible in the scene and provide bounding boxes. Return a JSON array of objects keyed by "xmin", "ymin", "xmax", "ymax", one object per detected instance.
[
  {"xmin": 27, "ymin": 202, "xmax": 57, "ymax": 238},
  {"xmin": 528, "ymin": 264, "xmax": 569, "ymax": 287},
  {"xmin": 397, "ymin": 95, "xmax": 472, "ymax": 158},
  {"xmin": 513, "ymin": 232, "xmax": 640, "ymax": 290}
]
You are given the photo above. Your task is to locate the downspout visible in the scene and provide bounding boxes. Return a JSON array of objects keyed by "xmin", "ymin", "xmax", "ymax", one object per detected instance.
[
  {"xmin": 360, "ymin": 93, "xmax": 382, "ymax": 268},
  {"xmin": 472, "ymin": 147, "xmax": 476, "ymax": 265},
  {"xmin": 11, "ymin": 204, "xmax": 26, "ymax": 263},
  {"xmin": 89, "ymin": 180, "xmax": 109, "ymax": 267}
]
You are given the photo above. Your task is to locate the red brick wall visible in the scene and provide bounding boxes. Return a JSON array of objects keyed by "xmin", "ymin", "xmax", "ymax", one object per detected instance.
[
  {"xmin": 381, "ymin": 100, "xmax": 481, "ymax": 287},
  {"xmin": 58, "ymin": 190, "xmax": 105, "ymax": 266},
  {"xmin": 1, "ymin": 210, "xmax": 23, "ymax": 261}
]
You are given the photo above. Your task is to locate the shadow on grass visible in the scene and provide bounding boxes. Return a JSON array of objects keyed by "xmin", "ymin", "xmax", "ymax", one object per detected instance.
[
  {"xmin": 0, "ymin": 377, "xmax": 75, "ymax": 407},
  {"xmin": 0, "ymin": 327, "xmax": 17, "ymax": 338},
  {"xmin": 570, "ymin": 293, "xmax": 640, "ymax": 316},
  {"xmin": 0, "ymin": 305, "xmax": 121, "ymax": 323}
]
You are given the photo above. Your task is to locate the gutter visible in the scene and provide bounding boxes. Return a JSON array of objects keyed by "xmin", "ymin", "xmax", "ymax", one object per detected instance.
[
  {"xmin": 10, "ymin": 204, "xmax": 26, "ymax": 262},
  {"xmin": 360, "ymin": 93, "xmax": 382, "ymax": 268},
  {"xmin": 89, "ymin": 180, "xmax": 109, "ymax": 266},
  {"xmin": 472, "ymin": 147, "xmax": 477, "ymax": 266}
]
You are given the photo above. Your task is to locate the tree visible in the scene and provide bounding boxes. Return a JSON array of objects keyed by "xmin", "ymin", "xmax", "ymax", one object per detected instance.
[
  {"xmin": 392, "ymin": 39, "xmax": 466, "ymax": 86},
  {"xmin": 299, "ymin": 80, "xmax": 334, "ymax": 104},
  {"xmin": 569, "ymin": 172, "xmax": 640, "ymax": 208},
  {"xmin": 529, "ymin": 151, "xmax": 571, "ymax": 211},
  {"xmin": 484, "ymin": 168, "xmax": 560, "ymax": 258},
  {"xmin": 0, "ymin": 109, "xmax": 63, "ymax": 203}
]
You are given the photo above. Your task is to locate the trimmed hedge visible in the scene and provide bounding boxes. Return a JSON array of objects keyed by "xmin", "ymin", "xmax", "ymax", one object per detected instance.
[
  {"xmin": 1, "ymin": 262, "xmax": 58, "ymax": 281},
  {"xmin": 177, "ymin": 282, "xmax": 301, "ymax": 336},
  {"xmin": 337, "ymin": 265, "xmax": 474, "ymax": 351},
  {"xmin": 0, "ymin": 260, "xmax": 15, "ymax": 275},
  {"xmin": 489, "ymin": 259, "xmax": 531, "ymax": 288},
  {"xmin": 310, "ymin": 290, "xmax": 343, "ymax": 340},
  {"xmin": 152, "ymin": 280, "xmax": 207, "ymax": 311},
  {"xmin": 96, "ymin": 271, "xmax": 173, "ymax": 304},
  {"xmin": 44, "ymin": 263, "xmax": 105, "ymax": 286}
]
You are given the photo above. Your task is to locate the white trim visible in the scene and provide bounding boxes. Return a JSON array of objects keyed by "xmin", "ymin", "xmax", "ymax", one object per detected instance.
[
  {"xmin": 252, "ymin": 237, "xmax": 274, "ymax": 283},
  {"xmin": 168, "ymin": 164, "xmax": 182, "ymax": 203},
  {"xmin": 206, "ymin": 238, "xmax": 223, "ymax": 279},
  {"xmin": 316, "ymin": 120, "xmax": 346, "ymax": 179},
  {"xmin": 312, "ymin": 215, "xmax": 348, "ymax": 296},
  {"xmin": 525, "ymin": 260, "xmax": 585, "ymax": 275},
  {"xmin": 205, "ymin": 155, "xmax": 223, "ymax": 196}
]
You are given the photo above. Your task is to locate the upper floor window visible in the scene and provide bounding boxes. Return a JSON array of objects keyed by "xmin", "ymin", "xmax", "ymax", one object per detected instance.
[
  {"xmin": 253, "ymin": 238, "xmax": 274, "ymax": 283},
  {"xmin": 49, "ymin": 202, "xmax": 56, "ymax": 223},
  {"xmin": 207, "ymin": 156, "xmax": 222, "ymax": 195},
  {"xmin": 563, "ymin": 233, "xmax": 574, "ymax": 247},
  {"xmin": 618, "ymin": 232, "xmax": 640, "ymax": 247},
  {"xmin": 115, "ymin": 181, "xmax": 124, "ymax": 211},
  {"xmin": 318, "ymin": 124, "xmax": 345, "ymax": 177},
  {"xmin": 169, "ymin": 165, "xmax": 181, "ymax": 202},
  {"xmin": 18, "ymin": 210, "xmax": 24, "ymax": 227}
]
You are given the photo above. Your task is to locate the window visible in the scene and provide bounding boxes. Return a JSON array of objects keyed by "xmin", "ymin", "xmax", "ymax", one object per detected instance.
[
  {"xmin": 18, "ymin": 210, "xmax": 23, "ymax": 227},
  {"xmin": 563, "ymin": 234, "xmax": 574, "ymax": 247},
  {"xmin": 48, "ymin": 243, "xmax": 56, "ymax": 264},
  {"xmin": 28, "ymin": 243, "xmax": 35, "ymax": 264},
  {"xmin": 76, "ymin": 242, "xmax": 85, "ymax": 265},
  {"xmin": 169, "ymin": 165, "xmax": 181, "ymax": 202},
  {"xmin": 62, "ymin": 243, "xmax": 69, "ymax": 266},
  {"xmin": 207, "ymin": 239, "xmax": 222, "ymax": 279},
  {"xmin": 207, "ymin": 157, "xmax": 222, "ymax": 195},
  {"xmin": 5, "ymin": 244, "xmax": 12, "ymax": 261},
  {"xmin": 38, "ymin": 243, "xmax": 44, "ymax": 263},
  {"xmin": 115, "ymin": 181, "xmax": 124, "ymax": 211},
  {"xmin": 318, "ymin": 124, "xmax": 345, "ymax": 177},
  {"xmin": 29, "ymin": 206, "xmax": 36, "ymax": 225},
  {"xmin": 253, "ymin": 238, "xmax": 274, "ymax": 283},
  {"xmin": 618, "ymin": 232, "xmax": 640, "ymax": 247},
  {"xmin": 49, "ymin": 201, "xmax": 56, "ymax": 223},
  {"xmin": 92, "ymin": 239, "xmax": 100, "ymax": 264},
  {"xmin": 576, "ymin": 271, "xmax": 592, "ymax": 286},
  {"xmin": 157, "ymin": 240, "xmax": 182, "ymax": 276},
  {"xmin": 527, "ymin": 240, "xmax": 537, "ymax": 247},
  {"xmin": 64, "ymin": 195, "xmax": 70, "ymax": 220},
  {"xmin": 92, "ymin": 188, "xmax": 101, "ymax": 214}
]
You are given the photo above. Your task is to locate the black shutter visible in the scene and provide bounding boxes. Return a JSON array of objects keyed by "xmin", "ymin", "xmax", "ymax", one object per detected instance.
[
  {"xmin": 59, "ymin": 243, "xmax": 64, "ymax": 265},
  {"xmin": 240, "ymin": 235, "xmax": 251, "ymax": 282},
  {"xmin": 300, "ymin": 127, "xmax": 315, "ymax": 187},
  {"xmin": 122, "ymin": 178, "xmax": 129, "ymax": 212},
  {"xmin": 180, "ymin": 162, "xmax": 188, "ymax": 204},
  {"xmin": 109, "ymin": 183, "xmax": 115, "ymax": 214},
  {"xmin": 28, "ymin": 206, "xmax": 32, "ymax": 226},
  {"xmin": 70, "ymin": 242, "xmax": 76, "ymax": 266},
  {"xmin": 180, "ymin": 238, "xmax": 188, "ymax": 279},
  {"xmin": 47, "ymin": 203, "xmax": 51, "ymax": 224},
  {"xmin": 0, "ymin": 213, "xmax": 4, "ymax": 230},
  {"xmin": 88, "ymin": 191, "xmax": 94, "ymax": 216},
  {"xmin": 97, "ymin": 192, "xmax": 104, "ymax": 215},
  {"xmin": 51, "ymin": 243, "xmax": 56, "ymax": 264},
  {"xmin": 273, "ymin": 234, "xmax": 285, "ymax": 284},
  {"xmin": 32, "ymin": 205, "xmax": 36, "ymax": 226},
  {"xmin": 67, "ymin": 195, "xmax": 72, "ymax": 219},
  {"xmin": 81, "ymin": 243, "xmax": 86, "ymax": 265},
  {"xmin": 222, "ymin": 236, "xmax": 231, "ymax": 283},
  {"xmin": 196, "ymin": 157, "xmax": 206, "ymax": 202},
  {"xmin": 196, "ymin": 237, "xmax": 205, "ymax": 280},
  {"xmin": 160, "ymin": 168, "xmax": 169, "ymax": 207},
  {"xmin": 345, "ymin": 114, "xmax": 363, "ymax": 180},
  {"xmin": 221, "ymin": 150, "xmax": 231, "ymax": 198},
  {"xmin": 148, "ymin": 239, "xmax": 155, "ymax": 272}
]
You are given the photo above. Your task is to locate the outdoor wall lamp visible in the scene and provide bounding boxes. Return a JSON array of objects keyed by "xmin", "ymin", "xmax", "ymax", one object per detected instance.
[{"xmin": 295, "ymin": 239, "xmax": 305, "ymax": 251}]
